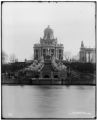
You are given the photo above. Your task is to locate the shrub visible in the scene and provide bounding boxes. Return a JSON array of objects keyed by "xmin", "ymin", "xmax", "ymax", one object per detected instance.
[{"xmin": 63, "ymin": 61, "xmax": 96, "ymax": 73}]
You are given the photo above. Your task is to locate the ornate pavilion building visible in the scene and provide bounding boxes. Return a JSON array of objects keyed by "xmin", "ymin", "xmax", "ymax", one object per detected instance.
[
  {"xmin": 79, "ymin": 41, "xmax": 96, "ymax": 63},
  {"xmin": 23, "ymin": 26, "xmax": 67, "ymax": 80},
  {"xmin": 33, "ymin": 25, "xmax": 64, "ymax": 60}
]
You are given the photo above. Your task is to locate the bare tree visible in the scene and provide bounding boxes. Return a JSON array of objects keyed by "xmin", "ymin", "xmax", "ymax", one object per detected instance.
[
  {"xmin": 9, "ymin": 54, "xmax": 16, "ymax": 63},
  {"xmin": 2, "ymin": 51, "xmax": 8, "ymax": 64},
  {"xmin": 72, "ymin": 53, "xmax": 79, "ymax": 61},
  {"xmin": 24, "ymin": 58, "xmax": 27, "ymax": 62},
  {"xmin": 30, "ymin": 53, "xmax": 34, "ymax": 60},
  {"xmin": 15, "ymin": 58, "xmax": 18, "ymax": 62},
  {"xmin": 63, "ymin": 51, "xmax": 72, "ymax": 61}
]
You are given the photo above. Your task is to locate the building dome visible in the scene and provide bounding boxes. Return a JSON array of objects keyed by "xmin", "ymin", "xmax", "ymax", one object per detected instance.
[
  {"xmin": 44, "ymin": 25, "xmax": 53, "ymax": 34},
  {"xmin": 43, "ymin": 25, "xmax": 54, "ymax": 39}
]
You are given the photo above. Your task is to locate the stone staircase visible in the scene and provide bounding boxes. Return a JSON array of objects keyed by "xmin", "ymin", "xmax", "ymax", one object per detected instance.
[
  {"xmin": 41, "ymin": 59, "xmax": 54, "ymax": 72},
  {"xmin": 41, "ymin": 59, "xmax": 55, "ymax": 78}
]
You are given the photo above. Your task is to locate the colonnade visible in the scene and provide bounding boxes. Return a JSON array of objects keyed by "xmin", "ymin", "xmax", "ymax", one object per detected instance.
[
  {"xmin": 34, "ymin": 48, "xmax": 63, "ymax": 60},
  {"xmin": 80, "ymin": 50, "xmax": 95, "ymax": 63}
]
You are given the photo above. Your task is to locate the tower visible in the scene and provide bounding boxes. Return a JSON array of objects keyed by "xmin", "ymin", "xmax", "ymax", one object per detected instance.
[
  {"xmin": 80, "ymin": 41, "xmax": 86, "ymax": 62},
  {"xmin": 81, "ymin": 41, "xmax": 84, "ymax": 48}
]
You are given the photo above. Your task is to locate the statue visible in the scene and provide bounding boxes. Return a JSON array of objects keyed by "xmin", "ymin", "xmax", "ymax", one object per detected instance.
[
  {"xmin": 52, "ymin": 56, "xmax": 67, "ymax": 71},
  {"xmin": 24, "ymin": 57, "xmax": 44, "ymax": 71}
]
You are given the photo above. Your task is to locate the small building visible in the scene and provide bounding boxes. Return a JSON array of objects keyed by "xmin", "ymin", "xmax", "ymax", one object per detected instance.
[
  {"xmin": 79, "ymin": 41, "xmax": 96, "ymax": 63},
  {"xmin": 33, "ymin": 25, "xmax": 64, "ymax": 60}
]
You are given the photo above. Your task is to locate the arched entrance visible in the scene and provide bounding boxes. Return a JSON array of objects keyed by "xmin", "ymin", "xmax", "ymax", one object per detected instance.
[
  {"xmin": 44, "ymin": 74, "xmax": 50, "ymax": 78},
  {"xmin": 54, "ymin": 75, "xmax": 58, "ymax": 78}
]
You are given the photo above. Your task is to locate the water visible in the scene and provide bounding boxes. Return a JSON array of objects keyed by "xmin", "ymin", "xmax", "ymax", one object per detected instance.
[{"xmin": 2, "ymin": 85, "xmax": 95, "ymax": 118}]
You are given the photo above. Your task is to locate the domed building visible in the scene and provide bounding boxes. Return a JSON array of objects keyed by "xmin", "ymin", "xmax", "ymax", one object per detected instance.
[
  {"xmin": 26, "ymin": 26, "xmax": 67, "ymax": 80},
  {"xmin": 34, "ymin": 25, "xmax": 64, "ymax": 60},
  {"xmin": 10, "ymin": 26, "xmax": 67, "ymax": 84}
]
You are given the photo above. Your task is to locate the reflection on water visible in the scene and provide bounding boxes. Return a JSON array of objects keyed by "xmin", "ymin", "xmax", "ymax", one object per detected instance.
[{"xmin": 2, "ymin": 85, "xmax": 95, "ymax": 118}]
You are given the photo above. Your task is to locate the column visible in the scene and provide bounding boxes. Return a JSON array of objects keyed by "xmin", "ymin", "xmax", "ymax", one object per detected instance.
[
  {"xmin": 55, "ymin": 47, "xmax": 56, "ymax": 58},
  {"xmin": 35, "ymin": 49, "xmax": 38, "ymax": 60},
  {"xmin": 86, "ymin": 52, "xmax": 88, "ymax": 62},
  {"xmin": 80, "ymin": 51, "xmax": 82, "ymax": 62},
  {"xmin": 84, "ymin": 52, "xmax": 86, "ymax": 62},
  {"xmin": 38, "ymin": 48, "xmax": 40, "ymax": 59},
  {"xmin": 89, "ymin": 52, "xmax": 90, "ymax": 63},
  {"xmin": 34, "ymin": 49, "xmax": 36, "ymax": 59},
  {"xmin": 50, "ymin": 49, "xmax": 51, "ymax": 56},
  {"xmin": 39, "ymin": 48, "xmax": 41, "ymax": 58},
  {"xmin": 47, "ymin": 48, "xmax": 48, "ymax": 55},
  {"xmin": 42, "ymin": 48, "xmax": 43, "ymax": 57},
  {"xmin": 40, "ymin": 72, "xmax": 42, "ymax": 78},
  {"xmin": 46, "ymin": 49, "xmax": 47, "ymax": 56},
  {"xmin": 41, "ymin": 47, "xmax": 42, "ymax": 56},
  {"xmin": 48, "ymin": 49, "xmax": 49, "ymax": 55},
  {"xmin": 48, "ymin": 48, "xmax": 50, "ymax": 55},
  {"xmin": 37, "ymin": 49, "xmax": 39, "ymax": 59},
  {"xmin": 58, "ymin": 49, "xmax": 59, "ymax": 59},
  {"xmin": 83, "ymin": 51, "xmax": 85, "ymax": 62},
  {"xmin": 51, "ymin": 71, "xmax": 53, "ymax": 78},
  {"xmin": 62, "ymin": 49, "xmax": 63, "ymax": 60},
  {"xmin": 53, "ymin": 49, "xmax": 55, "ymax": 56},
  {"xmin": 56, "ymin": 49, "xmax": 58, "ymax": 59},
  {"xmin": 55, "ymin": 49, "xmax": 57, "ymax": 58},
  {"xmin": 37, "ymin": 49, "xmax": 39, "ymax": 60}
]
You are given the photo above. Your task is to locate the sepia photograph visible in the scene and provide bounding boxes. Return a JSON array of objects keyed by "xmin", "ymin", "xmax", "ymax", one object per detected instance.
[{"xmin": 1, "ymin": 1, "xmax": 96, "ymax": 118}]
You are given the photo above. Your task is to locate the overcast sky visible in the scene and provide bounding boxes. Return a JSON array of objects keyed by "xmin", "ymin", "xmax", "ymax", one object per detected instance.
[{"xmin": 2, "ymin": 2, "xmax": 95, "ymax": 61}]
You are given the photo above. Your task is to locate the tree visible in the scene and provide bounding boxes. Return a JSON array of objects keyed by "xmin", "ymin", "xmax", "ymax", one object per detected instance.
[
  {"xmin": 31, "ymin": 54, "xmax": 34, "ymax": 60},
  {"xmin": 72, "ymin": 53, "xmax": 79, "ymax": 62},
  {"xmin": 24, "ymin": 58, "xmax": 27, "ymax": 62},
  {"xmin": 15, "ymin": 58, "xmax": 18, "ymax": 62},
  {"xmin": 63, "ymin": 51, "xmax": 72, "ymax": 61},
  {"xmin": 9, "ymin": 54, "xmax": 16, "ymax": 63},
  {"xmin": 2, "ymin": 51, "xmax": 8, "ymax": 64}
]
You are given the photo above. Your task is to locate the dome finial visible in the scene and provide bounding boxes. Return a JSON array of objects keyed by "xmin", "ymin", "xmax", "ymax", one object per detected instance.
[
  {"xmin": 48, "ymin": 25, "xmax": 50, "ymax": 28},
  {"xmin": 81, "ymin": 41, "xmax": 84, "ymax": 48}
]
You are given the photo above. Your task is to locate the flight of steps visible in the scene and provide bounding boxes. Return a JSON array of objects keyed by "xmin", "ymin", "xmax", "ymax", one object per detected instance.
[{"xmin": 41, "ymin": 59, "xmax": 54, "ymax": 72}]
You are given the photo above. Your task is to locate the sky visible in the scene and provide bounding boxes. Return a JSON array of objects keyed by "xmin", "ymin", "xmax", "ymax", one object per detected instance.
[{"xmin": 2, "ymin": 2, "xmax": 95, "ymax": 61}]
